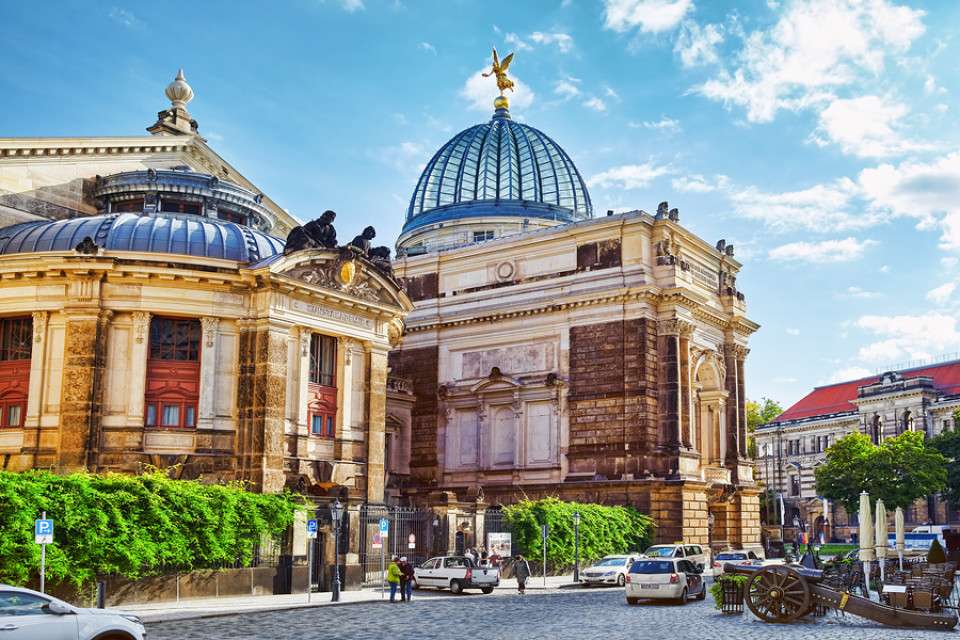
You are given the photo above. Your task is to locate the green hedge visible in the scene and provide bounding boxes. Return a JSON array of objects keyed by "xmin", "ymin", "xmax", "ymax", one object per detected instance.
[
  {"xmin": 0, "ymin": 469, "xmax": 306, "ymax": 588},
  {"xmin": 503, "ymin": 497, "xmax": 654, "ymax": 563}
]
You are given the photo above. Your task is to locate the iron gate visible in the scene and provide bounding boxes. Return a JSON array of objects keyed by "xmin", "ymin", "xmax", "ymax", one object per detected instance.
[{"xmin": 358, "ymin": 505, "xmax": 435, "ymax": 588}]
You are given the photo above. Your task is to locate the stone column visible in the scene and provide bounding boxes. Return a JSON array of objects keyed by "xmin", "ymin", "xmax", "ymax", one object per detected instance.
[
  {"xmin": 337, "ymin": 337, "xmax": 356, "ymax": 458},
  {"xmin": 197, "ymin": 317, "xmax": 219, "ymax": 431},
  {"xmin": 59, "ymin": 308, "xmax": 112, "ymax": 472},
  {"xmin": 127, "ymin": 312, "xmax": 151, "ymax": 429},
  {"xmin": 21, "ymin": 312, "xmax": 49, "ymax": 464},
  {"xmin": 366, "ymin": 344, "xmax": 389, "ymax": 503},
  {"xmin": 679, "ymin": 324, "xmax": 694, "ymax": 449},
  {"xmin": 736, "ymin": 347, "xmax": 750, "ymax": 459},
  {"xmin": 656, "ymin": 319, "xmax": 687, "ymax": 455},
  {"xmin": 723, "ymin": 344, "xmax": 740, "ymax": 467}
]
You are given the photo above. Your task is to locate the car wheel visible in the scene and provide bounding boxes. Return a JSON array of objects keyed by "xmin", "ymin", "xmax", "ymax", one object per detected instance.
[
  {"xmin": 617, "ymin": 574, "xmax": 626, "ymax": 587},
  {"xmin": 481, "ymin": 586, "xmax": 494, "ymax": 594},
  {"xmin": 627, "ymin": 597, "xmax": 640, "ymax": 605},
  {"xmin": 450, "ymin": 580, "xmax": 465, "ymax": 595},
  {"xmin": 696, "ymin": 585, "xmax": 706, "ymax": 600},
  {"xmin": 412, "ymin": 578, "xmax": 421, "ymax": 590},
  {"xmin": 678, "ymin": 588, "xmax": 688, "ymax": 605}
]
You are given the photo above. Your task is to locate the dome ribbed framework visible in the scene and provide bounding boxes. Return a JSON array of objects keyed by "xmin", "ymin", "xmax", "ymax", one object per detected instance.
[{"xmin": 402, "ymin": 112, "xmax": 593, "ymax": 237}]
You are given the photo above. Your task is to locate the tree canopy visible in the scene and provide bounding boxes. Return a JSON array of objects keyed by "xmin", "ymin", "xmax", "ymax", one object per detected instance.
[
  {"xmin": 814, "ymin": 431, "xmax": 946, "ymax": 513},
  {"xmin": 747, "ymin": 398, "xmax": 784, "ymax": 459},
  {"xmin": 927, "ymin": 410, "xmax": 960, "ymax": 509}
]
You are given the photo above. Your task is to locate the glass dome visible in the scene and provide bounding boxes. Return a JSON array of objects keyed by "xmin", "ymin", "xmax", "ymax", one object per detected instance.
[{"xmin": 401, "ymin": 105, "xmax": 593, "ymax": 241}]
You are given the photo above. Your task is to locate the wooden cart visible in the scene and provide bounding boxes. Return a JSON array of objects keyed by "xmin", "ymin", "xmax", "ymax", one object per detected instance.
[{"xmin": 723, "ymin": 563, "xmax": 958, "ymax": 630}]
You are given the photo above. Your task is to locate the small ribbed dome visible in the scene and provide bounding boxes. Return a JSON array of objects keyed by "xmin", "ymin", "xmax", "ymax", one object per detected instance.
[
  {"xmin": 0, "ymin": 213, "xmax": 284, "ymax": 262},
  {"xmin": 402, "ymin": 106, "xmax": 593, "ymax": 239}
]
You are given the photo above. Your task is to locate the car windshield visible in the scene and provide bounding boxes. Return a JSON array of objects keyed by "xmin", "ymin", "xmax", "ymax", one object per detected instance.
[
  {"xmin": 644, "ymin": 547, "xmax": 675, "ymax": 557},
  {"xmin": 594, "ymin": 558, "xmax": 626, "ymax": 567},
  {"xmin": 631, "ymin": 560, "xmax": 674, "ymax": 574},
  {"xmin": 716, "ymin": 554, "xmax": 747, "ymax": 561}
]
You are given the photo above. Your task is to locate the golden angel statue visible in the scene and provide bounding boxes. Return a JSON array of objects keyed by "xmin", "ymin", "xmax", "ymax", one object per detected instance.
[{"xmin": 482, "ymin": 47, "xmax": 515, "ymax": 95}]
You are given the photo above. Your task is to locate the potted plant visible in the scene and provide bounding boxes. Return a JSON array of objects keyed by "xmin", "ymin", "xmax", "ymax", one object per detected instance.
[{"xmin": 709, "ymin": 574, "xmax": 748, "ymax": 614}]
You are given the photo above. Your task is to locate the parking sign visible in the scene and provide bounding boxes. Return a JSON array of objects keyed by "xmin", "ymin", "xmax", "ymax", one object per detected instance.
[
  {"xmin": 306, "ymin": 519, "xmax": 318, "ymax": 539},
  {"xmin": 35, "ymin": 519, "xmax": 53, "ymax": 544},
  {"xmin": 379, "ymin": 519, "xmax": 388, "ymax": 536}
]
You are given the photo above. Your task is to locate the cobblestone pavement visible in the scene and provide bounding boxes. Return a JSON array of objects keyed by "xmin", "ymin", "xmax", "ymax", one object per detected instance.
[{"xmin": 146, "ymin": 587, "xmax": 957, "ymax": 640}]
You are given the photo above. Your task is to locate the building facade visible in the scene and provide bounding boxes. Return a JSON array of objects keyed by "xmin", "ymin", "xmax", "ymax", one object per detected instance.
[
  {"xmin": 755, "ymin": 360, "xmax": 960, "ymax": 539},
  {"xmin": 387, "ymin": 95, "xmax": 762, "ymax": 550}
]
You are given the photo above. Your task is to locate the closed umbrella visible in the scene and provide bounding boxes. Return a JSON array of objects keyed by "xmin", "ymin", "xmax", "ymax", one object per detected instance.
[
  {"xmin": 895, "ymin": 507, "xmax": 905, "ymax": 572},
  {"xmin": 875, "ymin": 499, "xmax": 888, "ymax": 582},
  {"xmin": 859, "ymin": 491, "xmax": 874, "ymax": 598}
]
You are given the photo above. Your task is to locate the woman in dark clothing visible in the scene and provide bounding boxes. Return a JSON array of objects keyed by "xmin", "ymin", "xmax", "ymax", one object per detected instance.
[{"xmin": 513, "ymin": 554, "xmax": 531, "ymax": 594}]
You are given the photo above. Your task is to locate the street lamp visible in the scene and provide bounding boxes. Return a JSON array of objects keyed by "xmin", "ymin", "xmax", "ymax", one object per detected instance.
[
  {"xmin": 331, "ymin": 499, "xmax": 344, "ymax": 602},
  {"xmin": 707, "ymin": 512, "xmax": 716, "ymax": 566},
  {"xmin": 572, "ymin": 510, "xmax": 581, "ymax": 584}
]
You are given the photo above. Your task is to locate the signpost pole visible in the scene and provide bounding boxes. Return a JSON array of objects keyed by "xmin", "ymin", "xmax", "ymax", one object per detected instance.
[
  {"xmin": 40, "ymin": 511, "xmax": 46, "ymax": 594},
  {"xmin": 541, "ymin": 524, "xmax": 549, "ymax": 588},
  {"xmin": 307, "ymin": 536, "xmax": 313, "ymax": 603}
]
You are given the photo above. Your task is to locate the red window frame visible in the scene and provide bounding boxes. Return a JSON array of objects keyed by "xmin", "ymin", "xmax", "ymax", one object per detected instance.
[
  {"xmin": 0, "ymin": 317, "xmax": 31, "ymax": 429},
  {"xmin": 218, "ymin": 210, "xmax": 245, "ymax": 224},
  {"xmin": 160, "ymin": 200, "xmax": 202, "ymax": 215},
  {"xmin": 144, "ymin": 317, "xmax": 201, "ymax": 430},
  {"xmin": 113, "ymin": 199, "xmax": 144, "ymax": 213},
  {"xmin": 308, "ymin": 334, "xmax": 337, "ymax": 438}
]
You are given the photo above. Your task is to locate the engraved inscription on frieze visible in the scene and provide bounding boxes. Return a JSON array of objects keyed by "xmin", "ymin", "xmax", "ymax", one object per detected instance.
[
  {"xmin": 291, "ymin": 300, "xmax": 373, "ymax": 328},
  {"xmin": 689, "ymin": 262, "xmax": 718, "ymax": 288}
]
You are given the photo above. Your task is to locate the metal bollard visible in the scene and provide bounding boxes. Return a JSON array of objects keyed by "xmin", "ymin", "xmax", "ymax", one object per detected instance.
[{"xmin": 96, "ymin": 580, "xmax": 106, "ymax": 608}]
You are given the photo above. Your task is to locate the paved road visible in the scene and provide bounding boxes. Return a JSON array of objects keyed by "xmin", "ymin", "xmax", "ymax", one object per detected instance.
[{"xmin": 146, "ymin": 587, "xmax": 956, "ymax": 640}]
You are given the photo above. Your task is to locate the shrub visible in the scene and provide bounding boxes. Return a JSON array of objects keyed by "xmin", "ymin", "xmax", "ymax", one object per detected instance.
[{"xmin": 928, "ymin": 538, "xmax": 947, "ymax": 564}]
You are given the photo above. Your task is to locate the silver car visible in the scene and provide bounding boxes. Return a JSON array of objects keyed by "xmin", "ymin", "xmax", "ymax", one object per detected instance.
[
  {"xmin": 0, "ymin": 584, "xmax": 145, "ymax": 640},
  {"xmin": 625, "ymin": 558, "xmax": 707, "ymax": 605}
]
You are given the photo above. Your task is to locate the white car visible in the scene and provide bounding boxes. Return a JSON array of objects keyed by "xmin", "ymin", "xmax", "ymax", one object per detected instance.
[
  {"xmin": 711, "ymin": 550, "xmax": 763, "ymax": 577},
  {"xmin": 579, "ymin": 554, "xmax": 643, "ymax": 588},
  {"xmin": 642, "ymin": 543, "xmax": 708, "ymax": 571},
  {"xmin": 413, "ymin": 556, "xmax": 500, "ymax": 594},
  {"xmin": 0, "ymin": 584, "xmax": 145, "ymax": 640},
  {"xmin": 625, "ymin": 557, "xmax": 707, "ymax": 605}
]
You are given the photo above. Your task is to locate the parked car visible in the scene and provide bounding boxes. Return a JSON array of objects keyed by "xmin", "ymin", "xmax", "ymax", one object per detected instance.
[
  {"xmin": 580, "ymin": 554, "xmax": 643, "ymax": 588},
  {"xmin": 712, "ymin": 550, "xmax": 763, "ymax": 577},
  {"xmin": 642, "ymin": 543, "xmax": 709, "ymax": 571},
  {"xmin": 625, "ymin": 557, "xmax": 707, "ymax": 605},
  {"xmin": 0, "ymin": 584, "xmax": 145, "ymax": 640},
  {"xmin": 413, "ymin": 556, "xmax": 500, "ymax": 594}
]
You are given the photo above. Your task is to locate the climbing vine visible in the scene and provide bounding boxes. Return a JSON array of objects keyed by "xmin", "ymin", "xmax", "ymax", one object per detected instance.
[{"xmin": 0, "ymin": 469, "xmax": 306, "ymax": 588}]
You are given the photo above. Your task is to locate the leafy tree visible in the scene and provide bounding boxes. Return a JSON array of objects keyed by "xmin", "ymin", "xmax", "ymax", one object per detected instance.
[
  {"xmin": 814, "ymin": 431, "xmax": 946, "ymax": 514},
  {"xmin": 503, "ymin": 498, "xmax": 654, "ymax": 564},
  {"xmin": 0, "ymin": 469, "xmax": 306, "ymax": 589},
  {"xmin": 927, "ymin": 409, "xmax": 960, "ymax": 509},
  {"xmin": 746, "ymin": 398, "xmax": 784, "ymax": 459}
]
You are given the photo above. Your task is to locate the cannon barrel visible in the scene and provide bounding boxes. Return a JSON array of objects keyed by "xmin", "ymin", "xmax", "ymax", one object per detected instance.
[{"xmin": 721, "ymin": 562, "xmax": 825, "ymax": 583}]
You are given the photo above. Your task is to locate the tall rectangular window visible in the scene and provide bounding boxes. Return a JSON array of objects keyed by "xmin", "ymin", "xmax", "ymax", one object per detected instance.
[
  {"xmin": 307, "ymin": 333, "xmax": 337, "ymax": 438},
  {"xmin": 309, "ymin": 334, "xmax": 336, "ymax": 386},
  {"xmin": 144, "ymin": 317, "xmax": 201, "ymax": 429},
  {"xmin": 0, "ymin": 316, "xmax": 31, "ymax": 429}
]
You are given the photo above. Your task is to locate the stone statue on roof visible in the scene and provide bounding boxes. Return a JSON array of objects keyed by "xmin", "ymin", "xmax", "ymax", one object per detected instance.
[{"xmin": 284, "ymin": 209, "xmax": 338, "ymax": 254}]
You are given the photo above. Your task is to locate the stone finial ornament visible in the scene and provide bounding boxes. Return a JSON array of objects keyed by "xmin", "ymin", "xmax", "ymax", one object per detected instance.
[{"xmin": 165, "ymin": 69, "xmax": 194, "ymax": 109}]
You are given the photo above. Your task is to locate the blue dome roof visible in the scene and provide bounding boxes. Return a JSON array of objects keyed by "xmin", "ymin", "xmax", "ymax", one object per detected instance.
[
  {"xmin": 0, "ymin": 213, "xmax": 285, "ymax": 262},
  {"xmin": 402, "ymin": 107, "xmax": 593, "ymax": 236}
]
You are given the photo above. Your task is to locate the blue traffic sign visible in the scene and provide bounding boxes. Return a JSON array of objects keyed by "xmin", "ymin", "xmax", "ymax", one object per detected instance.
[
  {"xmin": 35, "ymin": 520, "xmax": 53, "ymax": 536},
  {"xmin": 307, "ymin": 520, "xmax": 318, "ymax": 532},
  {"xmin": 379, "ymin": 519, "xmax": 388, "ymax": 533}
]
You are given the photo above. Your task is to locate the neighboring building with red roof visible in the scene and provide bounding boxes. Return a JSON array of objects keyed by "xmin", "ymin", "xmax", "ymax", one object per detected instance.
[{"xmin": 755, "ymin": 359, "xmax": 960, "ymax": 543}]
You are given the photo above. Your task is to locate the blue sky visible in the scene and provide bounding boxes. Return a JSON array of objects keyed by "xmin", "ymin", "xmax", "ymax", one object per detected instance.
[{"xmin": 3, "ymin": 0, "xmax": 960, "ymax": 410}]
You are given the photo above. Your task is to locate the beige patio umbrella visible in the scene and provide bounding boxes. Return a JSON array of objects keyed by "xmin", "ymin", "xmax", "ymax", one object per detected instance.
[
  {"xmin": 895, "ymin": 507, "xmax": 905, "ymax": 572},
  {"xmin": 859, "ymin": 491, "xmax": 874, "ymax": 598},
  {"xmin": 875, "ymin": 499, "xmax": 888, "ymax": 582}
]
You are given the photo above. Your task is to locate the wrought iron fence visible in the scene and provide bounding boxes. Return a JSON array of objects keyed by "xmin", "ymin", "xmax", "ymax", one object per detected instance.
[{"xmin": 357, "ymin": 504, "xmax": 435, "ymax": 588}]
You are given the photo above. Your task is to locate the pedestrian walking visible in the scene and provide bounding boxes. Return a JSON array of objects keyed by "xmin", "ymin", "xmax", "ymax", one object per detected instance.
[
  {"xmin": 489, "ymin": 549, "xmax": 503, "ymax": 577},
  {"xmin": 513, "ymin": 554, "xmax": 531, "ymax": 594},
  {"xmin": 479, "ymin": 546, "xmax": 489, "ymax": 567},
  {"xmin": 387, "ymin": 556, "xmax": 402, "ymax": 602},
  {"xmin": 399, "ymin": 557, "xmax": 415, "ymax": 602}
]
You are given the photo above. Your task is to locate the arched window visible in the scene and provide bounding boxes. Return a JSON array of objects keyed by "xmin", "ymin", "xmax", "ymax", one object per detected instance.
[
  {"xmin": 903, "ymin": 410, "xmax": 914, "ymax": 435},
  {"xmin": 144, "ymin": 317, "xmax": 201, "ymax": 429},
  {"xmin": 872, "ymin": 415, "xmax": 883, "ymax": 445}
]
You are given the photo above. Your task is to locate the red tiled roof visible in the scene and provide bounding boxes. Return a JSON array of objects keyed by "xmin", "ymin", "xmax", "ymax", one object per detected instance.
[{"xmin": 772, "ymin": 360, "xmax": 960, "ymax": 423}]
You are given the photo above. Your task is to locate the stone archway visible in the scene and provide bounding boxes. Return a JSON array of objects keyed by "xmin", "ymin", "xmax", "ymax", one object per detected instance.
[{"xmin": 693, "ymin": 354, "xmax": 728, "ymax": 466}]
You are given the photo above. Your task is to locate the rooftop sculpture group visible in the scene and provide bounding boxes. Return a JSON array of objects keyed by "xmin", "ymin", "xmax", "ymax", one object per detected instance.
[{"xmin": 283, "ymin": 210, "xmax": 395, "ymax": 280}]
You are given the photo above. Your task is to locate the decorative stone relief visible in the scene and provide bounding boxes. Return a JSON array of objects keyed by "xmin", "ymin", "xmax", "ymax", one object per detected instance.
[
  {"xmin": 300, "ymin": 328, "xmax": 312, "ymax": 358},
  {"xmin": 658, "ymin": 318, "xmax": 694, "ymax": 337},
  {"xmin": 32, "ymin": 311, "xmax": 48, "ymax": 343},
  {"xmin": 343, "ymin": 275, "xmax": 382, "ymax": 303},
  {"xmin": 200, "ymin": 317, "xmax": 219, "ymax": 348},
  {"xmin": 342, "ymin": 337, "xmax": 355, "ymax": 365},
  {"xmin": 133, "ymin": 312, "xmax": 151, "ymax": 344}
]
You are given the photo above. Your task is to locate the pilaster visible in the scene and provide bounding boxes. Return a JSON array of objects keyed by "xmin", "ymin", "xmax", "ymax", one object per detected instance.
[{"xmin": 366, "ymin": 344, "xmax": 389, "ymax": 503}]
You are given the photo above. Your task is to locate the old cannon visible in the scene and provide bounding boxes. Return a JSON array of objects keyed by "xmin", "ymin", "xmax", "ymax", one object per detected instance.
[{"xmin": 722, "ymin": 563, "xmax": 958, "ymax": 630}]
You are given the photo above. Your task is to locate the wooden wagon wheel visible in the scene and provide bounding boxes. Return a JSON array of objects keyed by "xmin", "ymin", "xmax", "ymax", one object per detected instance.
[{"xmin": 744, "ymin": 566, "xmax": 812, "ymax": 623}]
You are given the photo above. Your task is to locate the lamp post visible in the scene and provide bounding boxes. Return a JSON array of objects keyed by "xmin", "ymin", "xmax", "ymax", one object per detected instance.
[
  {"xmin": 572, "ymin": 510, "xmax": 581, "ymax": 584},
  {"xmin": 331, "ymin": 499, "xmax": 344, "ymax": 602},
  {"xmin": 707, "ymin": 512, "xmax": 715, "ymax": 568}
]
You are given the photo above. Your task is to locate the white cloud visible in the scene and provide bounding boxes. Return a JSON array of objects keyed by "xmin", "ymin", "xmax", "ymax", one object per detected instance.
[
  {"xmin": 811, "ymin": 95, "xmax": 929, "ymax": 158},
  {"xmin": 768, "ymin": 237, "xmax": 877, "ymax": 263},
  {"xmin": 587, "ymin": 162, "xmax": 673, "ymax": 189},
  {"xmin": 204, "ymin": 131, "xmax": 224, "ymax": 142},
  {"xmin": 341, "ymin": 0, "xmax": 364, "ymax": 11},
  {"xmin": 420, "ymin": 42, "xmax": 437, "ymax": 54},
  {"xmin": 505, "ymin": 33, "xmax": 533, "ymax": 51},
  {"xmin": 672, "ymin": 175, "xmax": 719, "ymax": 192},
  {"xmin": 460, "ymin": 69, "xmax": 534, "ymax": 112},
  {"xmin": 856, "ymin": 312, "xmax": 960, "ymax": 363},
  {"xmin": 506, "ymin": 31, "xmax": 574, "ymax": 53},
  {"xmin": 107, "ymin": 7, "xmax": 138, "ymax": 26},
  {"xmin": 846, "ymin": 286, "xmax": 882, "ymax": 299},
  {"xmin": 927, "ymin": 282, "xmax": 956, "ymax": 305},
  {"xmin": 675, "ymin": 20, "xmax": 723, "ymax": 67},
  {"xmin": 392, "ymin": 113, "xmax": 408, "ymax": 125},
  {"xmin": 787, "ymin": 328, "xmax": 800, "ymax": 335},
  {"xmin": 924, "ymin": 75, "xmax": 945, "ymax": 95},
  {"xmin": 942, "ymin": 257, "xmax": 958, "ymax": 270},
  {"xmin": 826, "ymin": 366, "xmax": 873, "ymax": 383},
  {"xmin": 642, "ymin": 117, "xmax": 680, "ymax": 131},
  {"xmin": 583, "ymin": 97, "xmax": 607, "ymax": 112},
  {"xmin": 374, "ymin": 141, "xmax": 429, "ymax": 175},
  {"xmin": 602, "ymin": 0, "xmax": 693, "ymax": 33},
  {"xmin": 555, "ymin": 80, "xmax": 581, "ymax": 99},
  {"xmin": 695, "ymin": 0, "xmax": 926, "ymax": 122},
  {"xmin": 728, "ymin": 180, "xmax": 878, "ymax": 233}
]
